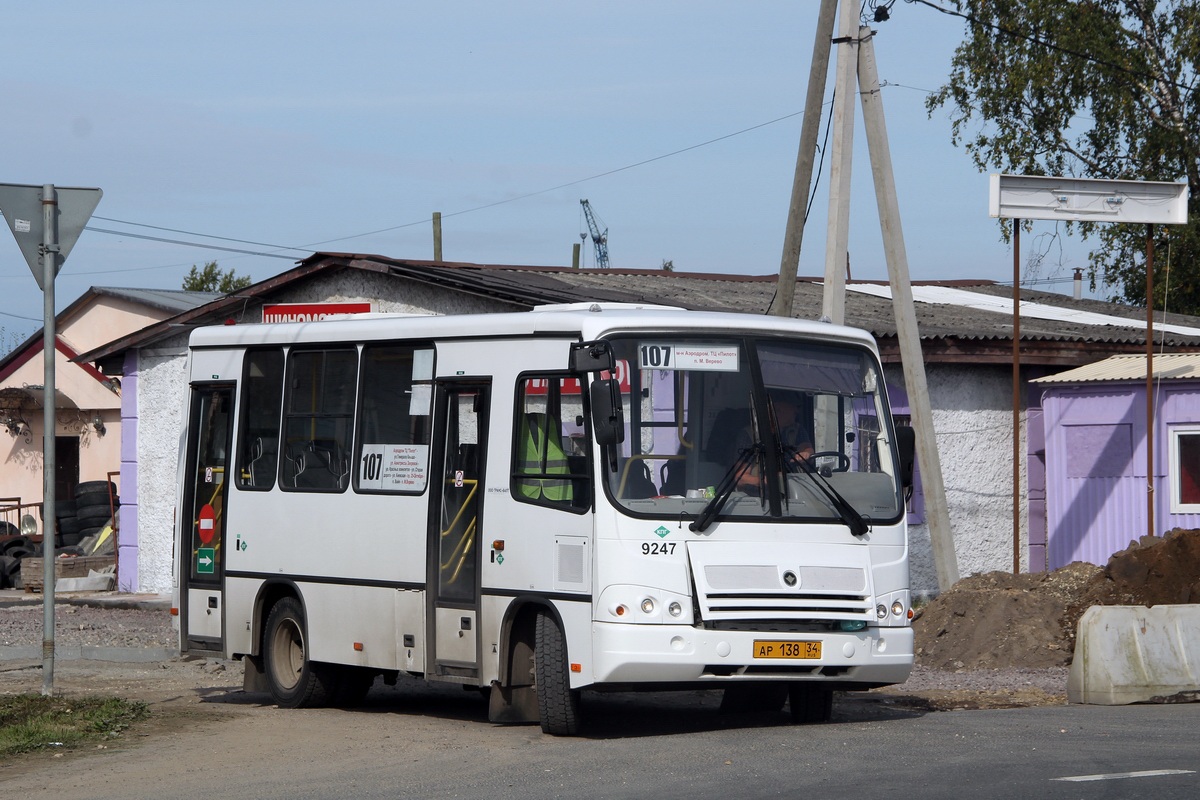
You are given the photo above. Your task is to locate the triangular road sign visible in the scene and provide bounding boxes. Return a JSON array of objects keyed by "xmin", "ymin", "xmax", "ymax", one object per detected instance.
[{"xmin": 0, "ymin": 183, "xmax": 103, "ymax": 289}]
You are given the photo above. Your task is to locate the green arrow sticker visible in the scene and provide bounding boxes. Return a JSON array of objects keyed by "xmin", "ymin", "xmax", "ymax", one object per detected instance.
[{"xmin": 197, "ymin": 548, "xmax": 215, "ymax": 574}]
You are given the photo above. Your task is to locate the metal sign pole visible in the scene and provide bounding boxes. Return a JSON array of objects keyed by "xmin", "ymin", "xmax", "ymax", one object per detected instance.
[
  {"xmin": 41, "ymin": 185, "xmax": 58, "ymax": 695},
  {"xmin": 0, "ymin": 182, "xmax": 102, "ymax": 695}
]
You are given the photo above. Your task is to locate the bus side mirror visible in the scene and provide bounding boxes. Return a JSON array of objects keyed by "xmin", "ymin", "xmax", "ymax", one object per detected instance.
[
  {"xmin": 589, "ymin": 378, "xmax": 625, "ymax": 446},
  {"xmin": 894, "ymin": 424, "xmax": 916, "ymax": 488},
  {"xmin": 570, "ymin": 340, "xmax": 614, "ymax": 373}
]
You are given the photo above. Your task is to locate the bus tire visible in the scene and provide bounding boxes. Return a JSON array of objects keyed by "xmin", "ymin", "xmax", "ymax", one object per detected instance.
[
  {"xmin": 263, "ymin": 597, "xmax": 331, "ymax": 709},
  {"xmin": 534, "ymin": 610, "xmax": 580, "ymax": 736},
  {"xmin": 788, "ymin": 684, "xmax": 833, "ymax": 724}
]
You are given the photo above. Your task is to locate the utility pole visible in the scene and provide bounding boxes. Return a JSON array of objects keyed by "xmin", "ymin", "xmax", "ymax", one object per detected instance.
[
  {"xmin": 432, "ymin": 212, "xmax": 443, "ymax": 261},
  {"xmin": 820, "ymin": 0, "xmax": 859, "ymax": 324},
  {"xmin": 857, "ymin": 29, "xmax": 958, "ymax": 588},
  {"xmin": 769, "ymin": 0, "xmax": 837, "ymax": 318},
  {"xmin": 770, "ymin": 3, "xmax": 959, "ymax": 590}
]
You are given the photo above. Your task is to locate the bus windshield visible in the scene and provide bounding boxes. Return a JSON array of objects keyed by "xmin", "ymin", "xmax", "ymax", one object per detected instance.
[{"xmin": 602, "ymin": 335, "xmax": 904, "ymax": 528}]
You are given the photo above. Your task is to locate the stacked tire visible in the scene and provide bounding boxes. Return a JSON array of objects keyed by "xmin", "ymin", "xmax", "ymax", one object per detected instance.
[
  {"xmin": 72, "ymin": 480, "xmax": 119, "ymax": 545},
  {"xmin": 55, "ymin": 498, "xmax": 79, "ymax": 547}
]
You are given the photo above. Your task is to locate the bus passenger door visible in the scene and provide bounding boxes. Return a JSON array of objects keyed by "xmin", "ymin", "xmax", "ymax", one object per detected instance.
[
  {"xmin": 428, "ymin": 381, "xmax": 489, "ymax": 680},
  {"xmin": 180, "ymin": 385, "xmax": 235, "ymax": 655}
]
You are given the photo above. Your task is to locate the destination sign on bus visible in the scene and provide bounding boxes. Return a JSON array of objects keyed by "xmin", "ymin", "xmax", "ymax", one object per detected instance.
[
  {"xmin": 358, "ymin": 444, "xmax": 429, "ymax": 491},
  {"xmin": 638, "ymin": 343, "xmax": 739, "ymax": 372}
]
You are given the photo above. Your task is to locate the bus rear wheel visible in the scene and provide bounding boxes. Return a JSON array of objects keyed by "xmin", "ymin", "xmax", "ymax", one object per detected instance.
[
  {"xmin": 534, "ymin": 611, "xmax": 580, "ymax": 736},
  {"xmin": 264, "ymin": 597, "xmax": 331, "ymax": 708}
]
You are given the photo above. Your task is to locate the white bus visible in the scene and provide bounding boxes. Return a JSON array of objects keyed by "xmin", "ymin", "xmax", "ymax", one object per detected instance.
[{"xmin": 174, "ymin": 303, "xmax": 915, "ymax": 734}]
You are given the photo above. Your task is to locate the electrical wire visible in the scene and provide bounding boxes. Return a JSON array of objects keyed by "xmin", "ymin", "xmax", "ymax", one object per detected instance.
[{"xmin": 74, "ymin": 108, "xmax": 815, "ymax": 270}]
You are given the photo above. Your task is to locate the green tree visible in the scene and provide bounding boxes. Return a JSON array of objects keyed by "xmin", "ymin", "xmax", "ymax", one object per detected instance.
[
  {"xmin": 927, "ymin": 0, "xmax": 1200, "ymax": 311},
  {"xmin": 182, "ymin": 261, "xmax": 252, "ymax": 293}
]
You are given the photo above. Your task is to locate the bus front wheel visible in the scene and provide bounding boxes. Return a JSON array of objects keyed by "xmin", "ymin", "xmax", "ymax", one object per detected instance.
[
  {"xmin": 534, "ymin": 611, "xmax": 580, "ymax": 735},
  {"xmin": 264, "ymin": 597, "xmax": 332, "ymax": 709}
]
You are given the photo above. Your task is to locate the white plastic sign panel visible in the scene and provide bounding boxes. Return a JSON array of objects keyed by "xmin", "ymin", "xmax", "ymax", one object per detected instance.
[
  {"xmin": 989, "ymin": 174, "xmax": 1187, "ymax": 224},
  {"xmin": 360, "ymin": 443, "xmax": 429, "ymax": 491},
  {"xmin": 638, "ymin": 343, "xmax": 739, "ymax": 372}
]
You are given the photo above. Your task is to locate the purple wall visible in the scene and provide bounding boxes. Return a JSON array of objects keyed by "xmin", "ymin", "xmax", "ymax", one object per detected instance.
[
  {"xmin": 1040, "ymin": 380, "xmax": 1200, "ymax": 568},
  {"xmin": 118, "ymin": 352, "xmax": 139, "ymax": 591}
]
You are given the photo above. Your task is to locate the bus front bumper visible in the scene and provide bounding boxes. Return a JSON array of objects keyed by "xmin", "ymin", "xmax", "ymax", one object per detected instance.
[{"xmin": 588, "ymin": 622, "xmax": 913, "ymax": 688}]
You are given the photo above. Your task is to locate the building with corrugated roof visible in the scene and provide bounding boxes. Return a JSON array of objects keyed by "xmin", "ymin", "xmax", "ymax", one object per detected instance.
[
  {"xmin": 0, "ymin": 287, "xmax": 220, "ymax": 548},
  {"xmin": 75, "ymin": 256, "xmax": 1200, "ymax": 594}
]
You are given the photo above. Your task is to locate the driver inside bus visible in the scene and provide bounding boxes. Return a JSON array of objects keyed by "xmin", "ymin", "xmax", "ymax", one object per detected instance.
[{"xmin": 734, "ymin": 394, "xmax": 814, "ymax": 491}]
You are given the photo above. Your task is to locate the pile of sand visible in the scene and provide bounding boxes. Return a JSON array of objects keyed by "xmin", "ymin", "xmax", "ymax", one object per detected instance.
[{"xmin": 913, "ymin": 528, "xmax": 1200, "ymax": 670}]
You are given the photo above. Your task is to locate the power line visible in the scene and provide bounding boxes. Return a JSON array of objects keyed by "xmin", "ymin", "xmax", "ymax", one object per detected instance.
[
  {"xmin": 77, "ymin": 108, "xmax": 814, "ymax": 266},
  {"xmin": 91, "ymin": 216, "xmax": 311, "ymax": 254}
]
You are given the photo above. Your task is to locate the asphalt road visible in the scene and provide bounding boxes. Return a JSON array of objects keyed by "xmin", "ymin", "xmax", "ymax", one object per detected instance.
[{"xmin": 3, "ymin": 676, "xmax": 1197, "ymax": 800}]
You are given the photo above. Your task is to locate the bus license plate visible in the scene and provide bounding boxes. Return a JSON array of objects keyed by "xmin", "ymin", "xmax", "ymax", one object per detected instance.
[{"xmin": 753, "ymin": 640, "xmax": 821, "ymax": 659}]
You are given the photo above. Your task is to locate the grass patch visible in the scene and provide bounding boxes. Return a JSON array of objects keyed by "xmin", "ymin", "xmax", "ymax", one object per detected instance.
[{"xmin": 0, "ymin": 694, "xmax": 148, "ymax": 757}]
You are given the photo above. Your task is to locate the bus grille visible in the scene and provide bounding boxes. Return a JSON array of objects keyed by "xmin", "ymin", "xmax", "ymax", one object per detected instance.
[{"xmin": 695, "ymin": 564, "xmax": 872, "ymax": 624}]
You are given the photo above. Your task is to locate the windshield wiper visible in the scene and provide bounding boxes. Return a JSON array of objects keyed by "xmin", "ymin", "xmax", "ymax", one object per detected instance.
[
  {"xmin": 784, "ymin": 447, "xmax": 870, "ymax": 537},
  {"xmin": 689, "ymin": 444, "xmax": 761, "ymax": 533}
]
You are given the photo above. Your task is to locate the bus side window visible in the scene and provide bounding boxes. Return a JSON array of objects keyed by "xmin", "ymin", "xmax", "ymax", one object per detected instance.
[
  {"xmin": 236, "ymin": 348, "xmax": 284, "ymax": 490},
  {"xmin": 355, "ymin": 344, "xmax": 434, "ymax": 494},
  {"xmin": 512, "ymin": 374, "xmax": 591, "ymax": 513},
  {"xmin": 281, "ymin": 348, "xmax": 357, "ymax": 493}
]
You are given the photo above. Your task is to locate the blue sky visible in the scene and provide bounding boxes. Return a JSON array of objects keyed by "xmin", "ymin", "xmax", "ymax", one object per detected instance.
[{"xmin": 0, "ymin": 1, "xmax": 1097, "ymax": 345}]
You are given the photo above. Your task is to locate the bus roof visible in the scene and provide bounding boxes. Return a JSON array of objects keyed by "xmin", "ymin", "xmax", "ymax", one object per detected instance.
[{"xmin": 187, "ymin": 303, "xmax": 879, "ymax": 352}]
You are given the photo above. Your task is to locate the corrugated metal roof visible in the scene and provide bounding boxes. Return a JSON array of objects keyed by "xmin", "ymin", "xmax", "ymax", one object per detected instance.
[
  {"xmin": 72, "ymin": 253, "xmax": 1200, "ymax": 368},
  {"xmin": 848, "ymin": 284, "xmax": 1200, "ymax": 337},
  {"xmin": 1032, "ymin": 352, "xmax": 1200, "ymax": 384},
  {"xmin": 92, "ymin": 287, "xmax": 224, "ymax": 314}
]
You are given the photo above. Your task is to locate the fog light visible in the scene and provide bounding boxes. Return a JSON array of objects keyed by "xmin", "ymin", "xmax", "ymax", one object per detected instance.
[
  {"xmin": 891, "ymin": 600, "xmax": 905, "ymax": 617},
  {"xmin": 668, "ymin": 601, "xmax": 682, "ymax": 617},
  {"xmin": 876, "ymin": 604, "xmax": 887, "ymax": 619},
  {"xmin": 640, "ymin": 598, "xmax": 656, "ymax": 614}
]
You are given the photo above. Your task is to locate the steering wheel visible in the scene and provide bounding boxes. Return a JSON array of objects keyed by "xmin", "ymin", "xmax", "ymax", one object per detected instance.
[{"xmin": 805, "ymin": 450, "xmax": 850, "ymax": 473}]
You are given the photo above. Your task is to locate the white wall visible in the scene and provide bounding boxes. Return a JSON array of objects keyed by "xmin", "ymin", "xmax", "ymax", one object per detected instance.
[
  {"xmin": 133, "ymin": 339, "xmax": 190, "ymax": 593},
  {"xmin": 889, "ymin": 364, "xmax": 1025, "ymax": 596}
]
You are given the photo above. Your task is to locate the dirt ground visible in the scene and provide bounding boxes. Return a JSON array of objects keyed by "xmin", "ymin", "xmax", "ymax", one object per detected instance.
[
  {"xmin": 3, "ymin": 529, "xmax": 1198, "ymax": 769},
  {"xmin": 913, "ymin": 527, "xmax": 1200, "ymax": 671}
]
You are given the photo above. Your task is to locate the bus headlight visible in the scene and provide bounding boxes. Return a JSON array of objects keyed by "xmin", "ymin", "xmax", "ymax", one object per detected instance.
[
  {"xmin": 891, "ymin": 600, "xmax": 905, "ymax": 617},
  {"xmin": 876, "ymin": 604, "xmax": 888, "ymax": 620},
  {"xmin": 668, "ymin": 601, "xmax": 682, "ymax": 618},
  {"xmin": 640, "ymin": 598, "xmax": 656, "ymax": 615}
]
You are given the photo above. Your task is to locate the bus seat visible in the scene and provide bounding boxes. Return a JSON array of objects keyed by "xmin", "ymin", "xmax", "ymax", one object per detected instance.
[
  {"xmin": 619, "ymin": 459, "xmax": 658, "ymax": 499},
  {"xmin": 245, "ymin": 436, "xmax": 278, "ymax": 487}
]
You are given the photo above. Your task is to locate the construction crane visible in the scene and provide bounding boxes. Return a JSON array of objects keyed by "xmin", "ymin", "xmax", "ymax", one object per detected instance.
[{"xmin": 579, "ymin": 199, "xmax": 609, "ymax": 269}]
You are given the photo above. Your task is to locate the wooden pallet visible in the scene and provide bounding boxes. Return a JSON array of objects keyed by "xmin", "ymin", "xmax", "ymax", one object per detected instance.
[{"xmin": 21, "ymin": 556, "xmax": 116, "ymax": 593}]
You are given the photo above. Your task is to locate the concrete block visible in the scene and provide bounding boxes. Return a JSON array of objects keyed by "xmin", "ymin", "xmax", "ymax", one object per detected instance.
[{"xmin": 1068, "ymin": 605, "xmax": 1200, "ymax": 705}]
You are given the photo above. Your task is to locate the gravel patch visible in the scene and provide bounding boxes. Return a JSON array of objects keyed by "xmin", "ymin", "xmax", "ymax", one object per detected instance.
[{"xmin": 0, "ymin": 602, "xmax": 176, "ymax": 649}]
